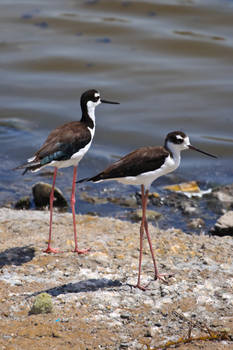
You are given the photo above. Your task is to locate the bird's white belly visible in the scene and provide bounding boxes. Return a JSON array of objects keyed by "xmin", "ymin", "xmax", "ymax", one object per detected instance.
[
  {"xmin": 48, "ymin": 140, "xmax": 93, "ymax": 169},
  {"xmin": 114, "ymin": 155, "xmax": 180, "ymax": 189}
]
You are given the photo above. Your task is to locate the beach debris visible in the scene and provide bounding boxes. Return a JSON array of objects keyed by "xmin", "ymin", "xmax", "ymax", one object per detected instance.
[{"xmin": 164, "ymin": 181, "xmax": 212, "ymax": 198}]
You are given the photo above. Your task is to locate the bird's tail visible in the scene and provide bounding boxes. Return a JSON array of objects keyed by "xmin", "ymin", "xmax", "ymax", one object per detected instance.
[
  {"xmin": 13, "ymin": 162, "xmax": 41, "ymax": 175},
  {"xmin": 77, "ymin": 174, "xmax": 102, "ymax": 184},
  {"xmin": 77, "ymin": 177, "xmax": 90, "ymax": 184}
]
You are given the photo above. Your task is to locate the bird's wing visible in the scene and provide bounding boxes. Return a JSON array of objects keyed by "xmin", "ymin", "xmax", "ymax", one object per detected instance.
[
  {"xmin": 33, "ymin": 122, "xmax": 92, "ymax": 165},
  {"xmin": 90, "ymin": 146, "xmax": 169, "ymax": 181}
]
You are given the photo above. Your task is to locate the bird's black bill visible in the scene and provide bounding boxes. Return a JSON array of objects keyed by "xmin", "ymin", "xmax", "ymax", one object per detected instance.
[
  {"xmin": 101, "ymin": 99, "xmax": 120, "ymax": 104},
  {"xmin": 188, "ymin": 145, "xmax": 217, "ymax": 158}
]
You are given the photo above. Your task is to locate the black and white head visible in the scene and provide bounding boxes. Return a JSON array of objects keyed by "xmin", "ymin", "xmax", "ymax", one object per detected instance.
[
  {"xmin": 165, "ymin": 131, "xmax": 190, "ymax": 154},
  {"xmin": 80, "ymin": 89, "xmax": 101, "ymax": 111},
  {"xmin": 165, "ymin": 131, "xmax": 217, "ymax": 158},
  {"xmin": 80, "ymin": 89, "xmax": 119, "ymax": 112}
]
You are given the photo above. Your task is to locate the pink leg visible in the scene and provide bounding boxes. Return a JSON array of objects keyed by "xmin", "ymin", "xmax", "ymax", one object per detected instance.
[
  {"xmin": 134, "ymin": 186, "xmax": 174, "ymax": 290},
  {"xmin": 72, "ymin": 166, "xmax": 90, "ymax": 254},
  {"xmin": 44, "ymin": 167, "xmax": 59, "ymax": 253},
  {"xmin": 143, "ymin": 190, "xmax": 174, "ymax": 282},
  {"xmin": 134, "ymin": 185, "xmax": 147, "ymax": 291}
]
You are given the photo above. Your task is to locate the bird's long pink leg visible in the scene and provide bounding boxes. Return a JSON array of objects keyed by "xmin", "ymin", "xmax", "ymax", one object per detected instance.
[
  {"xmin": 143, "ymin": 189, "xmax": 174, "ymax": 282},
  {"xmin": 44, "ymin": 167, "xmax": 59, "ymax": 253},
  {"xmin": 134, "ymin": 185, "xmax": 147, "ymax": 291},
  {"xmin": 72, "ymin": 166, "xmax": 90, "ymax": 254}
]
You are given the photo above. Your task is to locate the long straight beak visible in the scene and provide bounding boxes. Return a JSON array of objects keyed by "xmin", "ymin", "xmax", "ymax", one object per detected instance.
[
  {"xmin": 101, "ymin": 99, "xmax": 120, "ymax": 104},
  {"xmin": 188, "ymin": 145, "xmax": 217, "ymax": 158}
]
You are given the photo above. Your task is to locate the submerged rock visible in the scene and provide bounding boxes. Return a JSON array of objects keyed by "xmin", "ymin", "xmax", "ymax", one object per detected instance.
[
  {"xmin": 210, "ymin": 211, "xmax": 233, "ymax": 236},
  {"xmin": 129, "ymin": 209, "xmax": 162, "ymax": 222},
  {"xmin": 32, "ymin": 182, "xmax": 68, "ymax": 210},
  {"xmin": 80, "ymin": 191, "xmax": 108, "ymax": 204},
  {"xmin": 109, "ymin": 195, "xmax": 138, "ymax": 208},
  {"xmin": 29, "ymin": 293, "xmax": 53, "ymax": 315}
]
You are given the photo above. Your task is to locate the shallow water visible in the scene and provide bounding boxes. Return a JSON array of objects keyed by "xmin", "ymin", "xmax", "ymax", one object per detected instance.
[{"xmin": 0, "ymin": 0, "xmax": 233, "ymax": 213}]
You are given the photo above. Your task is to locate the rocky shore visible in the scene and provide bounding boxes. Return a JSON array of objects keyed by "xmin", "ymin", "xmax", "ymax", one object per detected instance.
[{"xmin": 0, "ymin": 203, "xmax": 232, "ymax": 349}]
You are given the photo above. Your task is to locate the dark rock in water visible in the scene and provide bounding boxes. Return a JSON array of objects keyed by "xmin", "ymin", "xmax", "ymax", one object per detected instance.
[
  {"xmin": 204, "ymin": 195, "xmax": 223, "ymax": 215},
  {"xmin": 163, "ymin": 192, "xmax": 199, "ymax": 216},
  {"xmin": 210, "ymin": 211, "xmax": 233, "ymax": 236},
  {"xmin": 32, "ymin": 182, "xmax": 68, "ymax": 210},
  {"xmin": 14, "ymin": 196, "xmax": 31, "ymax": 210}
]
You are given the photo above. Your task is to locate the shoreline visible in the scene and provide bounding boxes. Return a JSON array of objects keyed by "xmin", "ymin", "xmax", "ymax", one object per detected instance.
[{"xmin": 0, "ymin": 207, "xmax": 232, "ymax": 349}]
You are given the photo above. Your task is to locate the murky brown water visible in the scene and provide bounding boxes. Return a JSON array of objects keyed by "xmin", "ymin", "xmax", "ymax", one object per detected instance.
[{"xmin": 0, "ymin": 0, "xmax": 233, "ymax": 207}]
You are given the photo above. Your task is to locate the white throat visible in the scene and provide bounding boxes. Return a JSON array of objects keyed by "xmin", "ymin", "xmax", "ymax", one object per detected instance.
[
  {"xmin": 87, "ymin": 102, "xmax": 96, "ymax": 125},
  {"xmin": 166, "ymin": 141, "xmax": 182, "ymax": 165},
  {"xmin": 86, "ymin": 101, "xmax": 96, "ymax": 139}
]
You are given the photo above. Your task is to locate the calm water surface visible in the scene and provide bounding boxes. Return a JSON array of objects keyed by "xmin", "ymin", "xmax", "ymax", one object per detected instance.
[{"xmin": 0, "ymin": 0, "xmax": 233, "ymax": 215}]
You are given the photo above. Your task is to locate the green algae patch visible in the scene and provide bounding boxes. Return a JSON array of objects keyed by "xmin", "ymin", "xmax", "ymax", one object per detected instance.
[{"xmin": 29, "ymin": 293, "xmax": 53, "ymax": 315}]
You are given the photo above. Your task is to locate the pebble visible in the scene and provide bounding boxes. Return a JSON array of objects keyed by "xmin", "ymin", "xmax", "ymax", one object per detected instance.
[{"xmin": 129, "ymin": 208, "xmax": 162, "ymax": 222}]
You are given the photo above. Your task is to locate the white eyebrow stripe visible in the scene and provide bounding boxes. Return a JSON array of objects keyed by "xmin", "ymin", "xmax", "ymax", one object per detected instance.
[
  {"xmin": 176, "ymin": 135, "xmax": 183, "ymax": 140},
  {"xmin": 94, "ymin": 92, "xmax": 100, "ymax": 98}
]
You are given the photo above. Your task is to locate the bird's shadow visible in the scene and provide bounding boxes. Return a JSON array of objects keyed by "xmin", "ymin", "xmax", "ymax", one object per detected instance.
[
  {"xmin": 29, "ymin": 278, "xmax": 122, "ymax": 298},
  {"xmin": 0, "ymin": 246, "xmax": 35, "ymax": 268}
]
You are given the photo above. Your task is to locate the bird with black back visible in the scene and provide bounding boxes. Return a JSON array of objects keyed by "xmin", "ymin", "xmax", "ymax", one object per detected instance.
[
  {"xmin": 78, "ymin": 131, "xmax": 217, "ymax": 290},
  {"xmin": 15, "ymin": 89, "xmax": 119, "ymax": 254}
]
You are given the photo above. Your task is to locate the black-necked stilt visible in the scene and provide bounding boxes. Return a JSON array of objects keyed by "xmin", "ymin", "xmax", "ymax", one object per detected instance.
[
  {"xmin": 16, "ymin": 89, "xmax": 119, "ymax": 254},
  {"xmin": 78, "ymin": 131, "xmax": 217, "ymax": 290}
]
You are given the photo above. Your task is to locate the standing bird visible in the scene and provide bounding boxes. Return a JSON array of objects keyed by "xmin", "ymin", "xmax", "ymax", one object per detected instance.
[
  {"xmin": 16, "ymin": 89, "xmax": 119, "ymax": 254},
  {"xmin": 78, "ymin": 131, "xmax": 217, "ymax": 290}
]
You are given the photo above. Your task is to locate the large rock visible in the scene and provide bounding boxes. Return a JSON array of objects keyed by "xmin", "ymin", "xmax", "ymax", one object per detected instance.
[
  {"xmin": 32, "ymin": 182, "xmax": 68, "ymax": 210},
  {"xmin": 212, "ymin": 184, "xmax": 233, "ymax": 210},
  {"xmin": 210, "ymin": 211, "xmax": 233, "ymax": 236}
]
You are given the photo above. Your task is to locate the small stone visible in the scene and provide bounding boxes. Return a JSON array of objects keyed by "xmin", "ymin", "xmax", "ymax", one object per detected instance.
[
  {"xmin": 29, "ymin": 293, "xmax": 53, "ymax": 315},
  {"xmin": 129, "ymin": 209, "xmax": 162, "ymax": 222},
  {"xmin": 120, "ymin": 312, "xmax": 131, "ymax": 320},
  {"xmin": 187, "ymin": 218, "xmax": 205, "ymax": 229},
  {"xmin": 144, "ymin": 328, "xmax": 152, "ymax": 337},
  {"xmin": 182, "ymin": 203, "xmax": 198, "ymax": 215}
]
